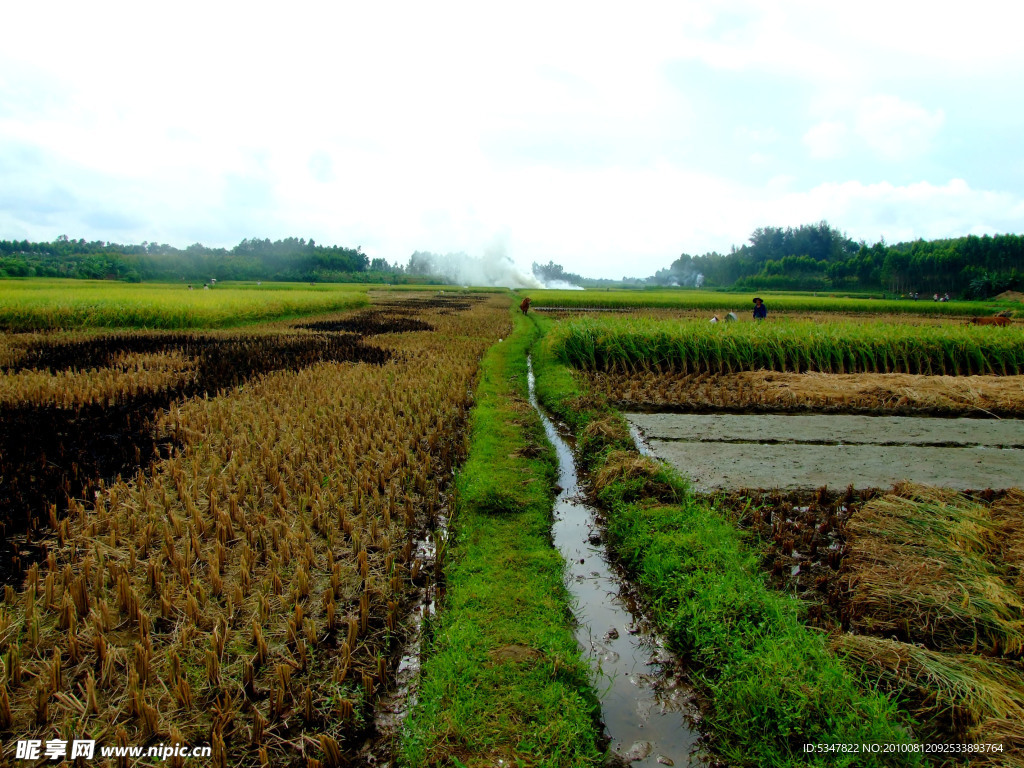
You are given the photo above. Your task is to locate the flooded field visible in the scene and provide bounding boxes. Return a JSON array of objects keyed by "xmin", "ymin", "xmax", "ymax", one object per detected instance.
[{"xmin": 627, "ymin": 413, "xmax": 1024, "ymax": 492}]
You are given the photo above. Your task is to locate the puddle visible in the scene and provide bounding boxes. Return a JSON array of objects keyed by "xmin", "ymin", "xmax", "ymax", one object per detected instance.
[
  {"xmin": 527, "ymin": 357, "xmax": 708, "ymax": 767},
  {"xmin": 358, "ymin": 505, "xmax": 448, "ymax": 765}
]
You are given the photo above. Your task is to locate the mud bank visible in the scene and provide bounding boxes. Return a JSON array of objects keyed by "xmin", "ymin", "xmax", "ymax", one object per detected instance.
[{"xmin": 627, "ymin": 413, "xmax": 1024, "ymax": 491}]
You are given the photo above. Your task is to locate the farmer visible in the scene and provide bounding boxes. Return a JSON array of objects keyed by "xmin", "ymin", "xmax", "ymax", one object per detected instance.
[{"xmin": 752, "ymin": 297, "xmax": 767, "ymax": 320}]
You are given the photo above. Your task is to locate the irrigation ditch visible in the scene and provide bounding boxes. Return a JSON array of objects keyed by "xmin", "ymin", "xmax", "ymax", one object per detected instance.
[{"xmin": 528, "ymin": 356, "xmax": 709, "ymax": 767}]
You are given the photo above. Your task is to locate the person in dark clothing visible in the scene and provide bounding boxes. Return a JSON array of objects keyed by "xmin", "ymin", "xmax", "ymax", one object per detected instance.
[{"xmin": 752, "ymin": 297, "xmax": 767, "ymax": 319}]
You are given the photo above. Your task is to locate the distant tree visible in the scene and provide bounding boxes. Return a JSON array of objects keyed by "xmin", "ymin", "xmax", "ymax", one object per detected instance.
[
  {"xmin": 531, "ymin": 260, "xmax": 584, "ymax": 285},
  {"xmin": 406, "ymin": 251, "xmax": 436, "ymax": 276}
]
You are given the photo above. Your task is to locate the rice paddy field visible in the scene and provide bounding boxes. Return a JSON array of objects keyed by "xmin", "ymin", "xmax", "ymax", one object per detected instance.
[
  {"xmin": 3, "ymin": 280, "xmax": 1024, "ymax": 766},
  {"xmin": 529, "ymin": 288, "xmax": 1018, "ymax": 317},
  {"xmin": 527, "ymin": 289, "xmax": 1024, "ymax": 766},
  {"xmin": 549, "ymin": 316, "xmax": 1024, "ymax": 376},
  {"xmin": 0, "ymin": 284, "xmax": 510, "ymax": 766},
  {"xmin": 0, "ymin": 279, "xmax": 371, "ymax": 330}
]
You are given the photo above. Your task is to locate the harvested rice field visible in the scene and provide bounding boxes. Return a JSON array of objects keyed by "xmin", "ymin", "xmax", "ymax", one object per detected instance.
[
  {"xmin": 717, "ymin": 484, "xmax": 1024, "ymax": 761},
  {"xmin": 537, "ymin": 302, "xmax": 1024, "ymax": 766},
  {"xmin": 0, "ymin": 289, "xmax": 510, "ymax": 766},
  {"xmin": 583, "ymin": 370, "xmax": 1024, "ymax": 417},
  {"xmin": 3, "ymin": 283, "xmax": 1023, "ymax": 767}
]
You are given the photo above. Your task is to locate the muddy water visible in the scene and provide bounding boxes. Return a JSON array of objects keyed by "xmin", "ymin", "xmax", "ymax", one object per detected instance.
[
  {"xmin": 359, "ymin": 503, "xmax": 450, "ymax": 766},
  {"xmin": 527, "ymin": 358, "xmax": 707, "ymax": 767}
]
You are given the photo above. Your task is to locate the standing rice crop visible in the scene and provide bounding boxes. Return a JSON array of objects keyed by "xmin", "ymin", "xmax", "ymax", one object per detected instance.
[
  {"xmin": 0, "ymin": 279, "xmax": 370, "ymax": 330},
  {"xmin": 527, "ymin": 288, "xmax": 994, "ymax": 316},
  {"xmin": 549, "ymin": 317, "xmax": 1024, "ymax": 375}
]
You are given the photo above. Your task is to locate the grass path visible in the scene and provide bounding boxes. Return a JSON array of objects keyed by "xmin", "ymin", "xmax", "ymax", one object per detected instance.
[{"xmin": 400, "ymin": 309, "xmax": 602, "ymax": 767}]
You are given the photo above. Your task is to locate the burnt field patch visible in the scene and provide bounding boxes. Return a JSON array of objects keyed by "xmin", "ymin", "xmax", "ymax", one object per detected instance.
[
  {"xmin": 4, "ymin": 330, "xmax": 390, "ymax": 375},
  {"xmin": 298, "ymin": 310, "xmax": 433, "ymax": 335},
  {"xmin": 0, "ymin": 331, "xmax": 392, "ymax": 583},
  {"xmin": 374, "ymin": 293, "xmax": 486, "ymax": 314},
  {"xmin": 0, "ymin": 395, "xmax": 175, "ymax": 582}
]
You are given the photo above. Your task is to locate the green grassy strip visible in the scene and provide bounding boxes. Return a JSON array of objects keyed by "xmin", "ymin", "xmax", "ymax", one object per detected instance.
[
  {"xmin": 0, "ymin": 278, "xmax": 370, "ymax": 329},
  {"xmin": 400, "ymin": 309, "xmax": 601, "ymax": 768},
  {"xmin": 527, "ymin": 288, "xmax": 1008, "ymax": 316},
  {"xmin": 530, "ymin": 314, "xmax": 922, "ymax": 768},
  {"xmin": 548, "ymin": 316, "xmax": 1024, "ymax": 375}
]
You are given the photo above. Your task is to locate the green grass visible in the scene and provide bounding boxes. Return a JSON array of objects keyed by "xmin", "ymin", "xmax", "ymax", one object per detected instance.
[
  {"xmin": 0, "ymin": 278, "xmax": 370, "ymax": 329},
  {"xmin": 548, "ymin": 315, "xmax": 1024, "ymax": 375},
  {"xmin": 529, "ymin": 315, "xmax": 921, "ymax": 767},
  {"xmin": 526, "ymin": 288, "xmax": 1005, "ymax": 316},
  {"xmin": 400, "ymin": 309, "xmax": 601, "ymax": 768}
]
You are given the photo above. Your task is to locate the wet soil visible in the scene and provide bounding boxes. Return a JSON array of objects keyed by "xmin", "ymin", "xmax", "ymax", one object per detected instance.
[
  {"xmin": 710, "ymin": 486, "xmax": 870, "ymax": 630},
  {"xmin": 627, "ymin": 413, "xmax": 1024, "ymax": 492},
  {"xmin": 711, "ymin": 486, "xmax": 1017, "ymax": 635}
]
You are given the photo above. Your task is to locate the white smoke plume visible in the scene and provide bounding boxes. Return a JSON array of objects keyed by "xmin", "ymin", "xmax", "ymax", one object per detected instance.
[
  {"xmin": 409, "ymin": 242, "xmax": 589, "ymax": 290},
  {"xmin": 654, "ymin": 265, "xmax": 704, "ymax": 288},
  {"xmin": 543, "ymin": 279, "xmax": 584, "ymax": 290},
  {"xmin": 409, "ymin": 243, "xmax": 544, "ymax": 289}
]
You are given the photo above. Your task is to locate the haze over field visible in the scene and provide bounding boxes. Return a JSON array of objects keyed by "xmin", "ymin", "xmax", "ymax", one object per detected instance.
[{"xmin": 2, "ymin": 1, "xmax": 1023, "ymax": 279}]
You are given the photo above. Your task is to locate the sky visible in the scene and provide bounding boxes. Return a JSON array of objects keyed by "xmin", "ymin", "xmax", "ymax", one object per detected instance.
[{"xmin": 2, "ymin": 0, "xmax": 1023, "ymax": 280}]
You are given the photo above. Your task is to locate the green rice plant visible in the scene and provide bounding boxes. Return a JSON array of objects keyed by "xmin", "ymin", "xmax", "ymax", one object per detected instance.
[
  {"xmin": 0, "ymin": 279, "xmax": 370, "ymax": 330},
  {"xmin": 527, "ymin": 288, "xmax": 998, "ymax": 316},
  {"xmin": 548, "ymin": 316, "xmax": 1024, "ymax": 376}
]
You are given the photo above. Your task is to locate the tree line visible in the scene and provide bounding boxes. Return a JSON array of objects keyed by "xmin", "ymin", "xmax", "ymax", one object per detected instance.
[
  {"xmin": 3, "ymin": 225, "xmax": 1023, "ymax": 297},
  {"xmin": 653, "ymin": 223, "xmax": 1024, "ymax": 298},
  {"xmin": 0, "ymin": 236, "xmax": 412, "ymax": 283}
]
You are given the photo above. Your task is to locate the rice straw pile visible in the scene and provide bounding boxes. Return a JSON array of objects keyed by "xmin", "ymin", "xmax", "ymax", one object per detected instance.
[
  {"xmin": 834, "ymin": 634, "xmax": 1024, "ymax": 765},
  {"xmin": 841, "ymin": 484, "xmax": 1024, "ymax": 656}
]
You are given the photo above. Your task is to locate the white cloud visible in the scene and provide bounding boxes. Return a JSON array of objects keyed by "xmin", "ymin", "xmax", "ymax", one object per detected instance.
[
  {"xmin": 765, "ymin": 178, "xmax": 1024, "ymax": 245},
  {"xmin": 854, "ymin": 95, "xmax": 945, "ymax": 159},
  {"xmin": 802, "ymin": 120, "xmax": 848, "ymax": 159},
  {"xmin": 0, "ymin": 1, "xmax": 1022, "ymax": 280}
]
